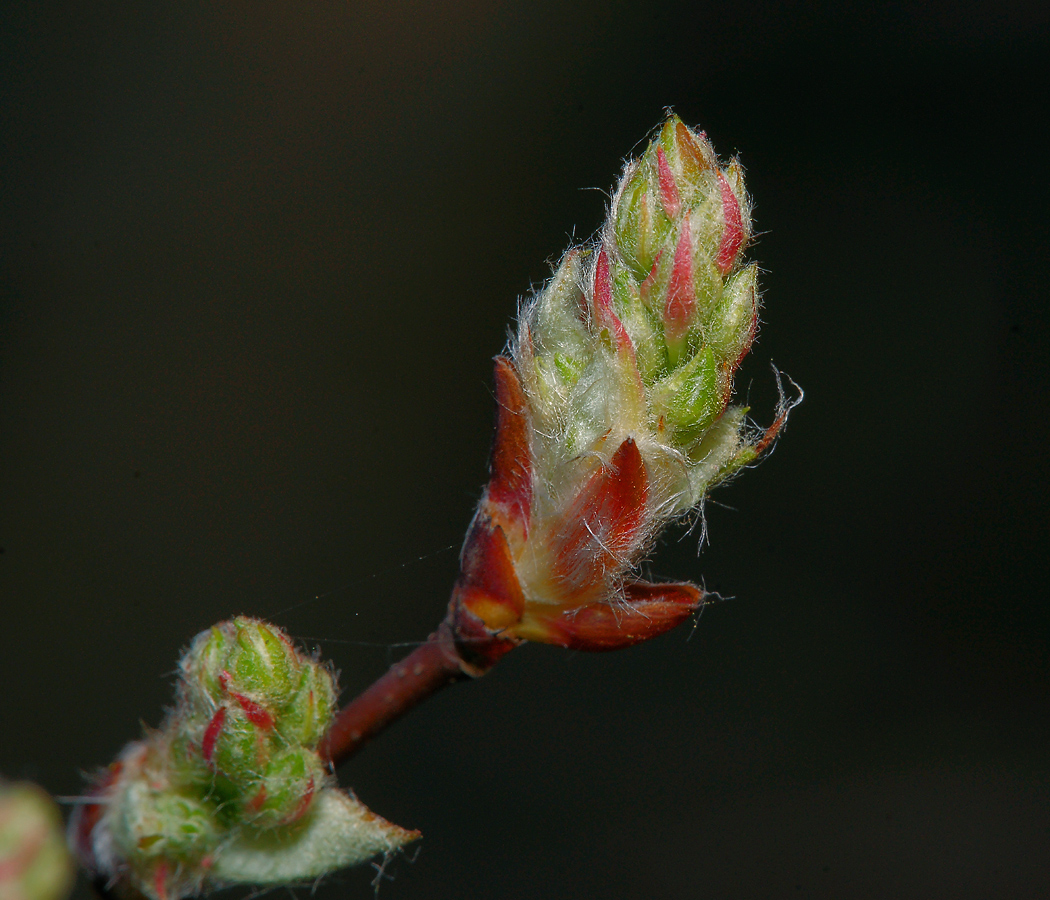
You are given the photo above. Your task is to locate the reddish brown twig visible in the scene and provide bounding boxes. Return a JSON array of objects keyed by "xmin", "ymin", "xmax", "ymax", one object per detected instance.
[
  {"xmin": 319, "ymin": 620, "xmax": 476, "ymax": 767},
  {"xmin": 318, "ymin": 554, "xmax": 527, "ymax": 768}
]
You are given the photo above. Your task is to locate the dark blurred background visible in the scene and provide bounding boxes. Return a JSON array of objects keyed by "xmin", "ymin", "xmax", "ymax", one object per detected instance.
[{"xmin": 2, "ymin": 2, "xmax": 1048, "ymax": 898}]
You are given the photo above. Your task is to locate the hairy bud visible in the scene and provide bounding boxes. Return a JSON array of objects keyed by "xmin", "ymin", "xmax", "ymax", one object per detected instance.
[
  {"xmin": 71, "ymin": 619, "xmax": 418, "ymax": 900},
  {"xmin": 450, "ymin": 115, "xmax": 798, "ymax": 658}
]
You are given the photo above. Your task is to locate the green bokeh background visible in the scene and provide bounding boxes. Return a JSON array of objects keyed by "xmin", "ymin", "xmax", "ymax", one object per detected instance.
[{"xmin": 2, "ymin": 3, "xmax": 1047, "ymax": 898}]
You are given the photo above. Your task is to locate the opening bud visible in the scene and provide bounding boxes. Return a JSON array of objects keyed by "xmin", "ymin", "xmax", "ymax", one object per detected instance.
[{"xmin": 448, "ymin": 114, "xmax": 797, "ymax": 657}]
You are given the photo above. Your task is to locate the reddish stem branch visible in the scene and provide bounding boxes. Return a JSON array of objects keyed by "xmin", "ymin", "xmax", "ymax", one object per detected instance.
[{"xmin": 319, "ymin": 620, "xmax": 475, "ymax": 768}]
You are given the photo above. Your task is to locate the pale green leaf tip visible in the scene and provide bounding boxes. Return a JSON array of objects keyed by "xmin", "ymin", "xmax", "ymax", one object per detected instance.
[{"xmin": 211, "ymin": 789, "xmax": 420, "ymax": 885}]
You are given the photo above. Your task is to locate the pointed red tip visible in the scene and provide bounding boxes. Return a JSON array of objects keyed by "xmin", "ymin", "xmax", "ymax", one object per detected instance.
[
  {"xmin": 532, "ymin": 580, "xmax": 703, "ymax": 650},
  {"xmin": 592, "ymin": 249, "xmax": 630, "ymax": 348},
  {"xmin": 550, "ymin": 437, "xmax": 649, "ymax": 601},
  {"xmin": 675, "ymin": 121, "xmax": 711, "ymax": 176},
  {"xmin": 754, "ymin": 409, "xmax": 788, "ymax": 456},
  {"xmin": 201, "ymin": 706, "xmax": 226, "ymax": 764},
  {"xmin": 716, "ymin": 173, "xmax": 744, "ymax": 274},
  {"xmin": 457, "ymin": 515, "xmax": 526, "ymax": 630},
  {"xmin": 664, "ymin": 214, "xmax": 694, "ymax": 346},
  {"xmin": 656, "ymin": 146, "xmax": 681, "ymax": 219},
  {"xmin": 486, "ymin": 357, "xmax": 532, "ymax": 535},
  {"xmin": 231, "ymin": 693, "xmax": 274, "ymax": 730}
]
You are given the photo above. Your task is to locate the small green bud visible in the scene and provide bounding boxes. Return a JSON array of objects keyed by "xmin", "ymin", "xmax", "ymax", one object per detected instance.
[
  {"xmin": 178, "ymin": 625, "xmax": 229, "ymax": 713},
  {"xmin": 179, "ymin": 618, "xmax": 301, "ymax": 717},
  {"xmin": 707, "ymin": 263, "xmax": 758, "ymax": 365},
  {"xmin": 231, "ymin": 618, "xmax": 300, "ymax": 707},
  {"xmin": 613, "ymin": 161, "xmax": 671, "ymax": 277},
  {"xmin": 246, "ymin": 748, "xmax": 328, "ymax": 829},
  {"xmin": 530, "ymin": 251, "xmax": 589, "ymax": 351},
  {"xmin": 0, "ymin": 781, "xmax": 74, "ymax": 900},
  {"xmin": 113, "ymin": 783, "xmax": 219, "ymax": 864},
  {"xmin": 279, "ymin": 662, "xmax": 337, "ymax": 749},
  {"xmin": 652, "ymin": 346, "xmax": 723, "ymax": 444},
  {"xmin": 210, "ymin": 706, "xmax": 270, "ymax": 791}
]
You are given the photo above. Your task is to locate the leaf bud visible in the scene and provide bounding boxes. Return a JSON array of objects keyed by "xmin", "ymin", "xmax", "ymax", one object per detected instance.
[
  {"xmin": 179, "ymin": 618, "xmax": 300, "ymax": 718},
  {"xmin": 245, "ymin": 747, "xmax": 327, "ymax": 829},
  {"xmin": 112, "ymin": 781, "xmax": 219, "ymax": 865},
  {"xmin": 279, "ymin": 662, "xmax": 337, "ymax": 749},
  {"xmin": 651, "ymin": 346, "xmax": 724, "ymax": 445},
  {"xmin": 707, "ymin": 262, "xmax": 759, "ymax": 367}
]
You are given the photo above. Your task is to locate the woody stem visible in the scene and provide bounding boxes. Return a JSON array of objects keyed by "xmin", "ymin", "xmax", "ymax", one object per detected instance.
[{"xmin": 318, "ymin": 620, "xmax": 475, "ymax": 768}]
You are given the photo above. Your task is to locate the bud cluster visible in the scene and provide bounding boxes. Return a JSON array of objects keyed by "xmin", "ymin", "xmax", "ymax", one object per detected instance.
[
  {"xmin": 172, "ymin": 618, "xmax": 336, "ymax": 829},
  {"xmin": 521, "ymin": 117, "xmax": 759, "ymax": 518},
  {"xmin": 451, "ymin": 116, "xmax": 795, "ymax": 657},
  {"xmin": 71, "ymin": 618, "xmax": 417, "ymax": 900}
]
